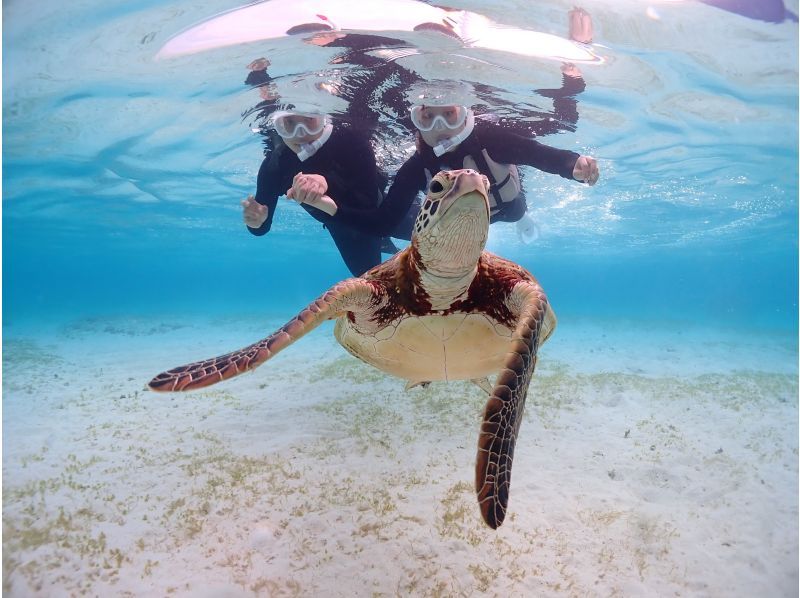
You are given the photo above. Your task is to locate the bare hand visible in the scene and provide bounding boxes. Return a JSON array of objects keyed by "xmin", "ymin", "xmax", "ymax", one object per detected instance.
[
  {"xmin": 247, "ymin": 57, "xmax": 271, "ymax": 71},
  {"xmin": 573, "ymin": 155, "xmax": 599, "ymax": 186},
  {"xmin": 287, "ymin": 172, "xmax": 328, "ymax": 206},
  {"xmin": 568, "ymin": 7, "xmax": 593, "ymax": 44},
  {"xmin": 305, "ymin": 31, "xmax": 346, "ymax": 47},
  {"xmin": 241, "ymin": 194, "xmax": 268, "ymax": 228},
  {"xmin": 561, "ymin": 62, "xmax": 582, "ymax": 79}
]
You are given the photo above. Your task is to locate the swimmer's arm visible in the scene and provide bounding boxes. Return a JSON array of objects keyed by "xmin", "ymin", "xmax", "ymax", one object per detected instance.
[
  {"xmin": 331, "ymin": 155, "xmax": 426, "ymax": 236},
  {"xmin": 288, "ymin": 190, "xmax": 339, "ymax": 215},
  {"xmin": 286, "ymin": 172, "xmax": 337, "ymax": 216},
  {"xmin": 288, "ymin": 155, "xmax": 424, "ymax": 234},
  {"xmin": 480, "ymin": 127, "xmax": 578, "ymax": 178},
  {"xmin": 246, "ymin": 158, "xmax": 281, "ymax": 235},
  {"xmin": 287, "ymin": 130, "xmax": 382, "ymax": 216}
]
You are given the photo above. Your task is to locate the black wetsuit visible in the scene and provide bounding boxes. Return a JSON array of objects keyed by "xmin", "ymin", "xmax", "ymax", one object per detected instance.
[
  {"xmin": 322, "ymin": 34, "xmax": 422, "ymax": 134},
  {"xmin": 248, "ymin": 126, "xmax": 383, "ymax": 276},
  {"xmin": 474, "ymin": 72, "xmax": 586, "ymax": 137},
  {"xmin": 329, "ymin": 121, "xmax": 580, "ymax": 239}
]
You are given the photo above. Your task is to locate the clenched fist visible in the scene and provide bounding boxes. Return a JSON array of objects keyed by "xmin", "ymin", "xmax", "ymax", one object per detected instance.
[{"xmin": 572, "ymin": 156, "xmax": 599, "ymax": 186}]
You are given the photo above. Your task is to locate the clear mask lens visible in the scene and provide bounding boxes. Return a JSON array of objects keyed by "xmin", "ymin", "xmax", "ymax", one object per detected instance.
[
  {"xmin": 271, "ymin": 112, "xmax": 326, "ymax": 139},
  {"xmin": 410, "ymin": 105, "xmax": 467, "ymax": 132}
]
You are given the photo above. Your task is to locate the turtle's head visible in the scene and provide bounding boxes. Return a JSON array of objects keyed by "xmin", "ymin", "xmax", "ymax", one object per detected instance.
[{"xmin": 412, "ymin": 169, "xmax": 490, "ymax": 277}]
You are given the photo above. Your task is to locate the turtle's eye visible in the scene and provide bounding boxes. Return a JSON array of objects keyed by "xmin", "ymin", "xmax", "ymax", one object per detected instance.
[{"xmin": 429, "ymin": 180, "xmax": 444, "ymax": 194}]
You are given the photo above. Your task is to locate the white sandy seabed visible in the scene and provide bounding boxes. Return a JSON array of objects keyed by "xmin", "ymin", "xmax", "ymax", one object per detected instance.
[{"xmin": 2, "ymin": 313, "xmax": 797, "ymax": 597}]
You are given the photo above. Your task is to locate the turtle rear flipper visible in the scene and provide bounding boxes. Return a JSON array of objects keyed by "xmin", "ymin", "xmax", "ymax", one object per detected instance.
[
  {"xmin": 475, "ymin": 285, "xmax": 552, "ymax": 529},
  {"xmin": 404, "ymin": 380, "xmax": 431, "ymax": 391},
  {"xmin": 470, "ymin": 377, "xmax": 492, "ymax": 394},
  {"xmin": 148, "ymin": 279, "xmax": 378, "ymax": 392}
]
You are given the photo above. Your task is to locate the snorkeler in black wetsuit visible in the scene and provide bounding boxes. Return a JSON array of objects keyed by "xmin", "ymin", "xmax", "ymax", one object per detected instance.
[
  {"xmin": 287, "ymin": 102, "xmax": 599, "ymax": 240},
  {"xmin": 241, "ymin": 110, "xmax": 384, "ymax": 276}
]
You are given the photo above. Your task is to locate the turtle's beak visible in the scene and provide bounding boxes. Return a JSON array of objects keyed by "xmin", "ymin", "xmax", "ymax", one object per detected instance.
[
  {"xmin": 439, "ymin": 171, "xmax": 491, "ymax": 221},
  {"xmin": 440, "ymin": 186, "xmax": 489, "ymax": 225},
  {"xmin": 414, "ymin": 171, "xmax": 491, "ymax": 277},
  {"xmin": 441, "ymin": 190, "xmax": 490, "ymax": 221}
]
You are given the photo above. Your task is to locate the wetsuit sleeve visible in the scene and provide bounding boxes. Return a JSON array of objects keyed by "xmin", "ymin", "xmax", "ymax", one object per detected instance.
[
  {"xmin": 532, "ymin": 73, "xmax": 585, "ymax": 136},
  {"xmin": 244, "ymin": 69, "xmax": 272, "ymax": 87},
  {"xmin": 247, "ymin": 156, "xmax": 281, "ymax": 236},
  {"xmin": 479, "ymin": 125, "xmax": 580, "ymax": 180},
  {"xmin": 332, "ymin": 131, "xmax": 381, "ymax": 209},
  {"xmin": 332, "ymin": 153, "xmax": 427, "ymax": 236}
]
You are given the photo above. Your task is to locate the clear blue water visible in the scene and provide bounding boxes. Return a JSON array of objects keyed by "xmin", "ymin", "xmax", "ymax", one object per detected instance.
[
  {"xmin": 4, "ymin": 0, "xmax": 798, "ymax": 335},
  {"xmin": 2, "ymin": 1, "xmax": 798, "ymax": 595}
]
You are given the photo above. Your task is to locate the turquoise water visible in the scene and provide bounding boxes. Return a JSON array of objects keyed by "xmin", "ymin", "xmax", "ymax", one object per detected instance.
[
  {"xmin": 3, "ymin": 1, "xmax": 798, "ymax": 596},
  {"xmin": 5, "ymin": 0, "xmax": 798, "ymax": 332}
]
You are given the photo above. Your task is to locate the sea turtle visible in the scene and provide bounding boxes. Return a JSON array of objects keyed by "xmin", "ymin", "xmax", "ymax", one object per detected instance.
[{"xmin": 149, "ymin": 169, "xmax": 556, "ymax": 529}]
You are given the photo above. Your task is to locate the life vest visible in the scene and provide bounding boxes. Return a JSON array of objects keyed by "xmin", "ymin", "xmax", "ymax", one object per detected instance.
[
  {"xmin": 462, "ymin": 149, "xmax": 521, "ymax": 212},
  {"xmin": 423, "ymin": 149, "xmax": 521, "ymax": 215}
]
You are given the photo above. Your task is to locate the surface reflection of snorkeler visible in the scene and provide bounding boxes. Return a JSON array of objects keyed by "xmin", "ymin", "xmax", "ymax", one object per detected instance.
[
  {"xmin": 244, "ymin": 7, "xmax": 591, "ymax": 152},
  {"xmin": 304, "ymin": 31, "xmax": 423, "ymax": 135},
  {"xmin": 475, "ymin": 7, "xmax": 592, "ymax": 139},
  {"xmin": 241, "ymin": 109, "xmax": 387, "ymax": 276},
  {"xmin": 284, "ymin": 7, "xmax": 598, "ymax": 243},
  {"xmin": 245, "ymin": 6, "xmax": 598, "ymax": 261},
  {"xmin": 243, "ymin": 31, "xmax": 423, "ymax": 153}
]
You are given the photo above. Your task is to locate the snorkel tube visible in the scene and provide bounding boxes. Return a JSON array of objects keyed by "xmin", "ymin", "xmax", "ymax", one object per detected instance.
[
  {"xmin": 296, "ymin": 122, "xmax": 333, "ymax": 161},
  {"xmin": 432, "ymin": 109, "xmax": 475, "ymax": 157}
]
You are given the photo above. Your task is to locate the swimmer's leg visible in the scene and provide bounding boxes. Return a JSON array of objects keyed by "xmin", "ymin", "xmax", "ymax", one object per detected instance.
[
  {"xmin": 490, "ymin": 192, "xmax": 528, "ymax": 224},
  {"xmin": 389, "ymin": 196, "xmax": 422, "ymax": 241},
  {"xmin": 326, "ymin": 222, "xmax": 382, "ymax": 276}
]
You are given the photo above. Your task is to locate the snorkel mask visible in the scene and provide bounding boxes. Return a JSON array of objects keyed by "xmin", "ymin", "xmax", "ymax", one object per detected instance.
[
  {"xmin": 407, "ymin": 82, "xmax": 476, "ymax": 157},
  {"xmin": 269, "ymin": 110, "xmax": 329, "ymax": 139},
  {"xmin": 410, "ymin": 105, "xmax": 468, "ymax": 132},
  {"xmin": 411, "ymin": 105, "xmax": 475, "ymax": 157},
  {"xmin": 268, "ymin": 110, "xmax": 333, "ymax": 161}
]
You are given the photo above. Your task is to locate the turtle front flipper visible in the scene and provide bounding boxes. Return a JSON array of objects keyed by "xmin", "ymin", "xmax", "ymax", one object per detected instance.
[
  {"xmin": 148, "ymin": 279, "xmax": 379, "ymax": 392},
  {"xmin": 475, "ymin": 284, "xmax": 556, "ymax": 529}
]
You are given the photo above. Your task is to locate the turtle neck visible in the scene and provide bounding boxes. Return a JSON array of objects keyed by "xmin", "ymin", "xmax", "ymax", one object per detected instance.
[{"xmin": 410, "ymin": 242, "xmax": 478, "ymax": 310}]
